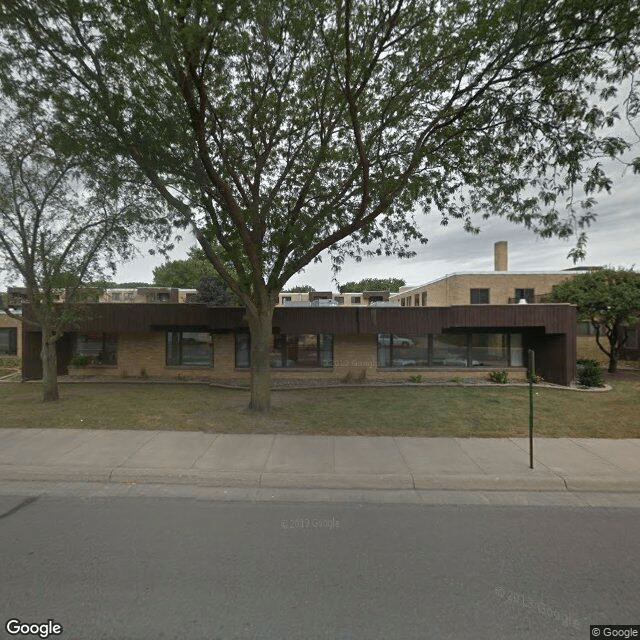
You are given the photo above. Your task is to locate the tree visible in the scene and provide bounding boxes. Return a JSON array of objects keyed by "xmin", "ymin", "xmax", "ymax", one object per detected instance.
[
  {"xmin": 3, "ymin": 0, "xmax": 639, "ymax": 410},
  {"xmin": 153, "ymin": 247, "xmax": 218, "ymax": 288},
  {"xmin": 283, "ymin": 285, "xmax": 316, "ymax": 293},
  {"xmin": 0, "ymin": 113, "xmax": 162, "ymax": 401},
  {"xmin": 339, "ymin": 278, "xmax": 406, "ymax": 293},
  {"xmin": 548, "ymin": 269, "xmax": 640, "ymax": 373}
]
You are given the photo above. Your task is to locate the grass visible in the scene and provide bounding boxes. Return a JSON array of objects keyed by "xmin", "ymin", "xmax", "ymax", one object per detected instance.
[{"xmin": 0, "ymin": 373, "xmax": 638, "ymax": 437}]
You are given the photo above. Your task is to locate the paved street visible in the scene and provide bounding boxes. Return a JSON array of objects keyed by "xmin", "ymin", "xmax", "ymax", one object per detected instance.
[{"xmin": 1, "ymin": 491, "xmax": 639, "ymax": 640}]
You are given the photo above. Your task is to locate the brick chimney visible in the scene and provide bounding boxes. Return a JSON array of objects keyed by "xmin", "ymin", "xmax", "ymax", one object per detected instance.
[{"xmin": 494, "ymin": 241, "xmax": 508, "ymax": 271}]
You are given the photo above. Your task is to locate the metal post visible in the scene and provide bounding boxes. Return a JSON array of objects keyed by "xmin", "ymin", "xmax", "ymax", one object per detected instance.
[{"xmin": 528, "ymin": 349, "xmax": 535, "ymax": 469}]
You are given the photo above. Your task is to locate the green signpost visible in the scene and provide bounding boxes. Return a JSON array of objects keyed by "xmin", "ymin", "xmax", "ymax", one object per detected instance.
[{"xmin": 528, "ymin": 349, "xmax": 535, "ymax": 469}]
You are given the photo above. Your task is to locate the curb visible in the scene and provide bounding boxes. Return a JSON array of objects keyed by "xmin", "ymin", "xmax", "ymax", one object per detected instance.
[{"xmin": 1, "ymin": 465, "xmax": 639, "ymax": 492}]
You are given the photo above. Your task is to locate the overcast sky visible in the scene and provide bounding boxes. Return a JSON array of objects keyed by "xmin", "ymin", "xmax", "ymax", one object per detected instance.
[{"xmin": 112, "ymin": 158, "xmax": 639, "ymax": 291}]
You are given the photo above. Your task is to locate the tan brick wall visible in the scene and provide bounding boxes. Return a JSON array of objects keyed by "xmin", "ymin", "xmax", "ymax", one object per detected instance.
[
  {"xmin": 576, "ymin": 336, "xmax": 609, "ymax": 364},
  {"xmin": 392, "ymin": 273, "xmax": 576, "ymax": 306},
  {"xmin": 0, "ymin": 313, "xmax": 22, "ymax": 359}
]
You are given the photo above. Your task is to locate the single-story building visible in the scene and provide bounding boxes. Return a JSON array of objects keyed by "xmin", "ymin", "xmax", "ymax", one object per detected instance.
[{"xmin": 21, "ymin": 303, "xmax": 577, "ymax": 385}]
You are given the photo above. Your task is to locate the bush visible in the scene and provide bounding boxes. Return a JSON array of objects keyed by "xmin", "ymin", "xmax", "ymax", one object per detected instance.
[
  {"xmin": 408, "ymin": 374, "xmax": 424, "ymax": 383},
  {"xmin": 576, "ymin": 359, "xmax": 604, "ymax": 387},
  {"xmin": 528, "ymin": 374, "xmax": 544, "ymax": 384},
  {"xmin": 70, "ymin": 354, "xmax": 90, "ymax": 366},
  {"xmin": 489, "ymin": 370, "xmax": 508, "ymax": 384}
]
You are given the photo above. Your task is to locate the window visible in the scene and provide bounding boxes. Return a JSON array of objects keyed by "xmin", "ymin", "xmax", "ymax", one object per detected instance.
[
  {"xmin": 281, "ymin": 296, "xmax": 292, "ymax": 303},
  {"xmin": 235, "ymin": 333, "xmax": 251, "ymax": 368},
  {"xmin": 0, "ymin": 328, "xmax": 17, "ymax": 355},
  {"xmin": 111, "ymin": 292, "xmax": 121, "ymax": 301},
  {"xmin": 432, "ymin": 334, "xmax": 468, "ymax": 366},
  {"xmin": 166, "ymin": 332, "xmax": 213, "ymax": 366},
  {"xmin": 75, "ymin": 333, "xmax": 117, "ymax": 365},
  {"xmin": 158, "ymin": 292, "xmax": 170, "ymax": 302},
  {"xmin": 470, "ymin": 333, "xmax": 508, "ymax": 367},
  {"xmin": 377, "ymin": 334, "xmax": 429, "ymax": 368},
  {"xmin": 236, "ymin": 333, "xmax": 333, "ymax": 368},
  {"xmin": 400, "ymin": 298, "xmax": 405, "ymax": 307},
  {"xmin": 335, "ymin": 296, "xmax": 344, "ymax": 304},
  {"xmin": 515, "ymin": 288, "xmax": 535, "ymax": 303},
  {"xmin": 421, "ymin": 292, "xmax": 428, "ymax": 306},
  {"xmin": 470, "ymin": 288, "xmax": 490, "ymax": 304},
  {"xmin": 414, "ymin": 294, "xmax": 420, "ymax": 306},
  {"xmin": 351, "ymin": 296, "xmax": 361, "ymax": 304},
  {"xmin": 510, "ymin": 333, "xmax": 523, "ymax": 366}
]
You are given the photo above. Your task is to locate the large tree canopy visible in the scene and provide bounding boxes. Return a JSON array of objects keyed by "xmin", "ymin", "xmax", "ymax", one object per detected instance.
[
  {"xmin": 549, "ymin": 268, "xmax": 640, "ymax": 373},
  {"xmin": 153, "ymin": 247, "xmax": 218, "ymax": 288},
  {"xmin": 339, "ymin": 278, "xmax": 406, "ymax": 293},
  {"xmin": 2, "ymin": 0, "xmax": 638, "ymax": 409}
]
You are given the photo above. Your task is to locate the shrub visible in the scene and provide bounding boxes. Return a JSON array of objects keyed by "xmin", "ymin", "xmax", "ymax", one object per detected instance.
[
  {"xmin": 576, "ymin": 359, "xmax": 604, "ymax": 387},
  {"xmin": 140, "ymin": 368, "xmax": 148, "ymax": 378},
  {"xmin": 489, "ymin": 370, "xmax": 508, "ymax": 384},
  {"xmin": 357, "ymin": 368, "xmax": 367, "ymax": 382},
  {"xmin": 528, "ymin": 373, "xmax": 544, "ymax": 384},
  {"xmin": 408, "ymin": 374, "xmax": 424, "ymax": 383},
  {"xmin": 70, "ymin": 354, "xmax": 90, "ymax": 366},
  {"xmin": 341, "ymin": 371, "xmax": 354, "ymax": 383}
]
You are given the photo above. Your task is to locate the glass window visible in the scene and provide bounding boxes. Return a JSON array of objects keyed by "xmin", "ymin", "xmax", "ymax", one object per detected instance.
[
  {"xmin": 239, "ymin": 333, "xmax": 333, "ymax": 368},
  {"xmin": 470, "ymin": 333, "xmax": 508, "ymax": 367},
  {"xmin": 166, "ymin": 332, "xmax": 213, "ymax": 366},
  {"xmin": 351, "ymin": 296, "xmax": 361, "ymax": 304},
  {"xmin": 235, "ymin": 333, "xmax": 250, "ymax": 368},
  {"xmin": 470, "ymin": 288, "xmax": 490, "ymax": 304},
  {"xmin": 75, "ymin": 333, "xmax": 117, "ymax": 365},
  {"xmin": 377, "ymin": 334, "xmax": 429, "ymax": 368},
  {"xmin": 0, "ymin": 328, "xmax": 17, "ymax": 355},
  {"xmin": 515, "ymin": 288, "xmax": 535, "ymax": 303},
  {"xmin": 510, "ymin": 333, "xmax": 524, "ymax": 366},
  {"xmin": 432, "ymin": 334, "xmax": 468, "ymax": 367}
]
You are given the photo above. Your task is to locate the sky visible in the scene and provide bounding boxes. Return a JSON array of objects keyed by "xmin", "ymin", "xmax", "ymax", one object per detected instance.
[{"xmin": 112, "ymin": 159, "xmax": 639, "ymax": 291}]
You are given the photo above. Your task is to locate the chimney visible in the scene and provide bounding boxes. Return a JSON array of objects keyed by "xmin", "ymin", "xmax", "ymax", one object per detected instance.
[{"xmin": 494, "ymin": 241, "xmax": 508, "ymax": 271}]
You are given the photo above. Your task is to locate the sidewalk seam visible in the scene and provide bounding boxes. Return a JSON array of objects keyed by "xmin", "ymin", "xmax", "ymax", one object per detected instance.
[
  {"xmin": 568, "ymin": 438, "xmax": 640, "ymax": 476},
  {"xmin": 113, "ymin": 431, "xmax": 160, "ymax": 468},
  {"xmin": 259, "ymin": 435, "xmax": 278, "ymax": 489},
  {"xmin": 189, "ymin": 433, "xmax": 220, "ymax": 469},
  {"xmin": 392, "ymin": 437, "xmax": 417, "ymax": 490}
]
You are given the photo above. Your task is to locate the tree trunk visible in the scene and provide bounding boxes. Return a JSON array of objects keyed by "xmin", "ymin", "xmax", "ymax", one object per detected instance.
[
  {"xmin": 41, "ymin": 331, "xmax": 59, "ymax": 402},
  {"xmin": 247, "ymin": 306, "xmax": 274, "ymax": 412},
  {"xmin": 608, "ymin": 355, "xmax": 618, "ymax": 373}
]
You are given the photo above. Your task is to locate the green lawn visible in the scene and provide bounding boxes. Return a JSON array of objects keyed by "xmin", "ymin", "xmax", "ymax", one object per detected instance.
[{"xmin": 0, "ymin": 374, "xmax": 638, "ymax": 437}]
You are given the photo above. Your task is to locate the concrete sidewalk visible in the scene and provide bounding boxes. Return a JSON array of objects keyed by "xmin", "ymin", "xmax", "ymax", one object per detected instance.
[{"xmin": 1, "ymin": 428, "xmax": 640, "ymax": 492}]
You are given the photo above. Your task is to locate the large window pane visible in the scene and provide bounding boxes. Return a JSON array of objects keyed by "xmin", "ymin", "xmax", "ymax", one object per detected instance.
[
  {"xmin": 269, "ymin": 333, "xmax": 332, "ymax": 368},
  {"xmin": 377, "ymin": 334, "xmax": 428, "ymax": 368},
  {"xmin": 166, "ymin": 331, "xmax": 181, "ymax": 366},
  {"xmin": 181, "ymin": 332, "xmax": 213, "ymax": 366},
  {"xmin": 432, "ymin": 334, "xmax": 467, "ymax": 367},
  {"xmin": 75, "ymin": 333, "xmax": 117, "ymax": 365},
  {"xmin": 166, "ymin": 331, "xmax": 213, "ymax": 366},
  {"xmin": 470, "ymin": 333, "xmax": 508, "ymax": 367},
  {"xmin": 319, "ymin": 334, "xmax": 334, "ymax": 368},
  {"xmin": 510, "ymin": 333, "xmax": 523, "ymax": 366},
  {"xmin": 377, "ymin": 334, "xmax": 391, "ymax": 367},
  {"xmin": 393, "ymin": 335, "xmax": 429, "ymax": 368},
  {"xmin": 0, "ymin": 328, "xmax": 17, "ymax": 355},
  {"xmin": 235, "ymin": 333, "xmax": 250, "ymax": 368}
]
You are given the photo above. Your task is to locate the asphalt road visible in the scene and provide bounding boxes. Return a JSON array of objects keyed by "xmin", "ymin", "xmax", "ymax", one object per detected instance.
[{"xmin": 0, "ymin": 491, "xmax": 638, "ymax": 640}]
